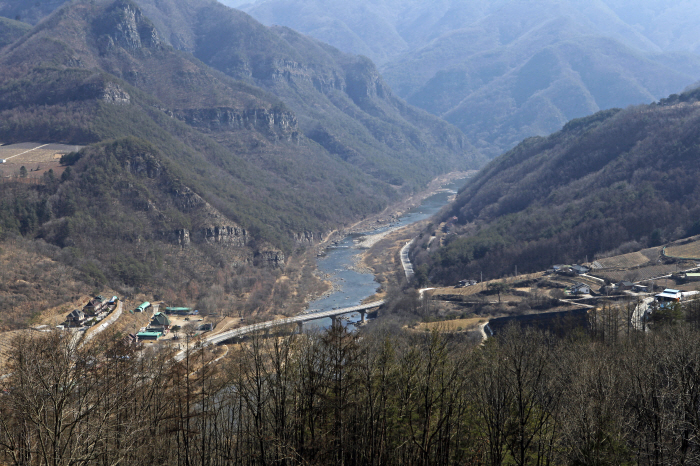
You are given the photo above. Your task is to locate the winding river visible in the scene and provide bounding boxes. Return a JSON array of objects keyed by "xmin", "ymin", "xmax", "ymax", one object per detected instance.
[{"xmin": 302, "ymin": 178, "xmax": 467, "ymax": 330}]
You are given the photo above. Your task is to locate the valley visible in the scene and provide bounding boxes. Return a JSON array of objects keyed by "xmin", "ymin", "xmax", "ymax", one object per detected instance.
[{"xmin": 3, "ymin": 0, "xmax": 700, "ymax": 464}]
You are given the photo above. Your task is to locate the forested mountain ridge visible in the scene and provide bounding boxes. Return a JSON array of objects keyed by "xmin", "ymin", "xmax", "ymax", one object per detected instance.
[
  {"xmin": 0, "ymin": 0, "xmax": 480, "ymax": 185},
  {"xmin": 0, "ymin": 16, "xmax": 28, "ymax": 49},
  {"xmin": 413, "ymin": 89, "xmax": 700, "ymax": 284},
  {"xmin": 0, "ymin": 0, "xmax": 479, "ymax": 328},
  {"xmin": 239, "ymin": 0, "xmax": 700, "ymax": 157},
  {"xmin": 0, "ymin": 0, "xmax": 385, "ymax": 242},
  {"xmin": 133, "ymin": 0, "xmax": 480, "ymax": 185}
]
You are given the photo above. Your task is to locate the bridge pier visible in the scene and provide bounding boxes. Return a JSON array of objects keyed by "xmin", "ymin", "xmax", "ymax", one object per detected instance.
[
  {"xmin": 331, "ymin": 316, "xmax": 338, "ymax": 327},
  {"xmin": 359, "ymin": 311, "xmax": 366, "ymax": 323},
  {"xmin": 297, "ymin": 321, "xmax": 304, "ymax": 333}
]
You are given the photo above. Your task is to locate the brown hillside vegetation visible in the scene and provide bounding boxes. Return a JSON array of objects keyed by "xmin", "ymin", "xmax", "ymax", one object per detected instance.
[
  {"xmin": 417, "ymin": 90, "xmax": 700, "ymax": 284},
  {"xmin": 4, "ymin": 318, "xmax": 700, "ymax": 464},
  {"xmin": 0, "ymin": 0, "xmax": 480, "ymax": 327}
]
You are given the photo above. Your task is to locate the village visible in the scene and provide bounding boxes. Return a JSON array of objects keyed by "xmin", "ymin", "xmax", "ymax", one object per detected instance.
[
  {"xmin": 417, "ymin": 241, "xmax": 700, "ymax": 337},
  {"xmin": 57, "ymin": 296, "xmax": 219, "ymax": 349}
]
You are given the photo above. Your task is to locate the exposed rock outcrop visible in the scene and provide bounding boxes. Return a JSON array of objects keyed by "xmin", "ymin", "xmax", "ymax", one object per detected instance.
[
  {"xmin": 174, "ymin": 107, "xmax": 299, "ymax": 141},
  {"xmin": 255, "ymin": 250, "xmax": 285, "ymax": 268},
  {"xmin": 172, "ymin": 187, "xmax": 207, "ymax": 211},
  {"xmin": 345, "ymin": 57, "xmax": 389, "ymax": 106},
  {"xmin": 100, "ymin": 81, "xmax": 131, "ymax": 104},
  {"xmin": 292, "ymin": 230, "xmax": 328, "ymax": 245},
  {"xmin": 193, "ymin": 225, "xmax": 248, "ymax": 247},
  {"xmin": 97, "ymin": 0, "xmax": 162, "ymax": 55},
  {"xmin": 77, "ymin": 78, "xmax": 131, "ymax": 105},
  {"xmin": 123, "ymin": 150, "xmax": 161, "ymax": 177},
  {"xmin": 160, "ymin": 228, "xmax": 190, "ymax": 247}
]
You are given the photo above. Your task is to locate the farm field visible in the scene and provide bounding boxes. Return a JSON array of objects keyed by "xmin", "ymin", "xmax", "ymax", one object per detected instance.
[
  {"xmin": 592, "ymin": 263, "xmax": 688, "ymax": 283},
  {"xmin": 592, "ymin": 249, "xmax": 658, "ymax": 269},
  {"xmin": 665, "ymin": 240, "xmax": 700, "ymax": 260},
  {"xmin": 0, "ymin": 143, "xmax": 81, "ymax": 178},
  {"xmin": 415, "ymin": 317, "xmax": 486, "ymax": 332},
  {"xmin": 431, "ymin": 272, "xmax": 546, "ymax": 297}
]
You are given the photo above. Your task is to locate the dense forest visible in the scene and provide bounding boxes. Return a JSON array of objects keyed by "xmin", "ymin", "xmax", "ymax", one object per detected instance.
[
  {"xmin": 2, "ymin": 298, "xmax": 700, "ymax": 465},
  {"xmin": 415, "ymin": 88, "xmax": 700, "ymax": 284}
]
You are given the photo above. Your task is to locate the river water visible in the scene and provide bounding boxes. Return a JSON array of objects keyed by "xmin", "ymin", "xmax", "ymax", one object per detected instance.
[{"xmin": 302, "ymin": 179, "xmax": 467, "ymax": 331}]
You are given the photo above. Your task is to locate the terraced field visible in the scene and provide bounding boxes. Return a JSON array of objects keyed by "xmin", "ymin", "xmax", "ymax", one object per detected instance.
[
  {"xmin": 593, "ymin": 263, "xmax": 684, "ymax": 283},
  {"xmin": 592, "ymin": 250, "xmax": 657, "ymax": 269},
  {"xmin": 665, "ymin": 241, "xmax": 700, "ymax": 260}
]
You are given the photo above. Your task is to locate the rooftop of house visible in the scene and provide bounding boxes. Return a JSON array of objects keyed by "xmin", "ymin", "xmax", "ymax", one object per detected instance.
[{"xmin": 151, "ymin": 313, "xmax": 171, "ymax": 326}]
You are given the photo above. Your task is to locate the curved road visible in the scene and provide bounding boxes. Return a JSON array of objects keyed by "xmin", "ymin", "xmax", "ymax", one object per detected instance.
[{"xmin": 401, "ymin": 239, "xmax": 415, "ymax": 280}]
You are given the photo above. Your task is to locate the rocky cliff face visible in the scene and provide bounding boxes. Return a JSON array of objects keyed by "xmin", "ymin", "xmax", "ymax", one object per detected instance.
[
  {"xmin": 255, "ymin": 249, "xmax": 285, "ymax": 268},
  {"xmin": 292, "ymin": 230, "xmax": 328, "ymax": 245},
  {"xmin": 263, "ymin": 58, "xmax": 347, "ymax": 93},
  {"xmin": 77, "ymin": 78, "xmax": 132, "ymax": 105},
  {"xmin": 193, "ymin": 225, "xmax": 248, "ymax": 247},
  {"xmin": 345, "ymin": 57, "xmax": 389, "ymax": 107},
  {"xmin": 174, "ymin": 107, "xmax": 299, "ymax": 141},
  {"xmin": 96, "ymin": 0, "xmax": 161, "ymax": 55},
  {"xmin": 100, "ymin": 81, "xmax": 131, "ymax": 104}
]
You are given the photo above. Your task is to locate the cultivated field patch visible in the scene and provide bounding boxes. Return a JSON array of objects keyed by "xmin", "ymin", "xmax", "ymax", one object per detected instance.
[
  {"xmin": 593, "ymin": 264, "xmax": 684, "ymax": 283},
  {"xmin": 592, "ymin": 251, "xmax": 651, "ymax": 269},
  {"xmin": 415, "ymin": 317, "xmax": 486, "ymax": 332},
  {"xmin": 665, "ymin": 241, "xmax": 700, "ymax": 260}
]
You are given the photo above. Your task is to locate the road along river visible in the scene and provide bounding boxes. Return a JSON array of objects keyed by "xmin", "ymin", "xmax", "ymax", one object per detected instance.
[{"xmin": 303, "ymin": 178, "xmax": 468, "ymax": 331}]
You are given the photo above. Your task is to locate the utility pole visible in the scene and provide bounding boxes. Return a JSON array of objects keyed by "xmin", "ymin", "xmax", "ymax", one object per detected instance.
[{"xmin": 515, "ymin": 265, "xmax": 518, "ymax": 276}]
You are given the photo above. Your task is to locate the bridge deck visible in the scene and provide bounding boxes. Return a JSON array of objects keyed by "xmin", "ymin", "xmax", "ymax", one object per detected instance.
[{"xmin": 175, "ymin": 301, "xmax": 384, "ymax": 359}]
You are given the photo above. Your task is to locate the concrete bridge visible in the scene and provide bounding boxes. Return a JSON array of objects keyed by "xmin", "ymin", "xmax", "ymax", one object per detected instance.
[{"xmin": 174, "ymin": 301, "xmax": 384, "ymax": 361}]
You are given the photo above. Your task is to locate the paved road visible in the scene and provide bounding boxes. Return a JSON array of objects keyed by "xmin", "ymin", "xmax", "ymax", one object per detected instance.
[
  {"xmin": 174, "ymin": 300, "xmax": 384, "ymax": 361},
  {"xmin": 400, "ymin": 239, "xmax": 415, "ymax": 280},
  {"xmin": 632, "ymin": 297, "xmax": 654, "ymax": 331},
  {"xmin": 3, "ymin": 143, "xmax": 48, "ymax": 161},
  {"xmin": 81, "ymin": 301, "xmax": 123, "ymax": 346}
]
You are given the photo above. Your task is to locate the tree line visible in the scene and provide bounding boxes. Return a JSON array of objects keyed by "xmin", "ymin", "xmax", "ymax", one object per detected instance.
[{"xmin": 3, "ymin": 303, "xmax": 700, "ymax": 465}]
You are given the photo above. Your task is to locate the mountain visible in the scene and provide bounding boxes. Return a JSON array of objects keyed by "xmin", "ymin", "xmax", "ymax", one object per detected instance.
[
  {"xmin": 0, "ymin": 0, "xmax": 478, "ymax": 327},
  {"xmin": 239, "ymin": 0, "xmax": 700, "ymax": 157},
  {"xmin": 404, "ymin": 31, "xmax": 700, "ymax": 157},
  {"xmin": 132, "ymin": 0, "xmax": 480, "ymax": 185},
  {"xmin": 412, "ymin": 88, "xmax": 700, "ymax": 284},
  {"xmin": 0, "ymin": 16, "xmax": 28, "ymax": 48}
]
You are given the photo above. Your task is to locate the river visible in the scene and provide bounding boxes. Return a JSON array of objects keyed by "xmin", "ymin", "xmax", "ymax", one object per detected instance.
[{"xmin": 302, "ymin": 178, "xmax": 467, "ymax": 331}]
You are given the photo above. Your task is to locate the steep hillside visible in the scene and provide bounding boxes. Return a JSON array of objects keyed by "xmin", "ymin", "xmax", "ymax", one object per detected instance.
[
  {"xmin": 130, "ymin": 0, "xmax": 480, "ymax": 185},
  {"xmin": 0, "ymin": 0, "xmax": 64, "ymax": 25},
  {"xmin": 0, "ymin": 16, "xmax": 29, "ymax": 49},
  {"xmin": 240, "ymin": 0, "xmax": 700, "ymax": 157},
  {"xmin": 413, "ymin": 89, "xmax": 700, "ymax": 284},
  {"xmin": 0, "ymin": 0, "xmax": 479, "ymax": 188},
  {"xmin": 428, "ymin": 34, "xmax": 699, "ymax": 156},
  {"xmin": 0, "ymin": 0, "xmax": 478, "ymax": 327},
  {"xmin": 0, "ymin": 0, "xmax": 397, "ymax": 243}
]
